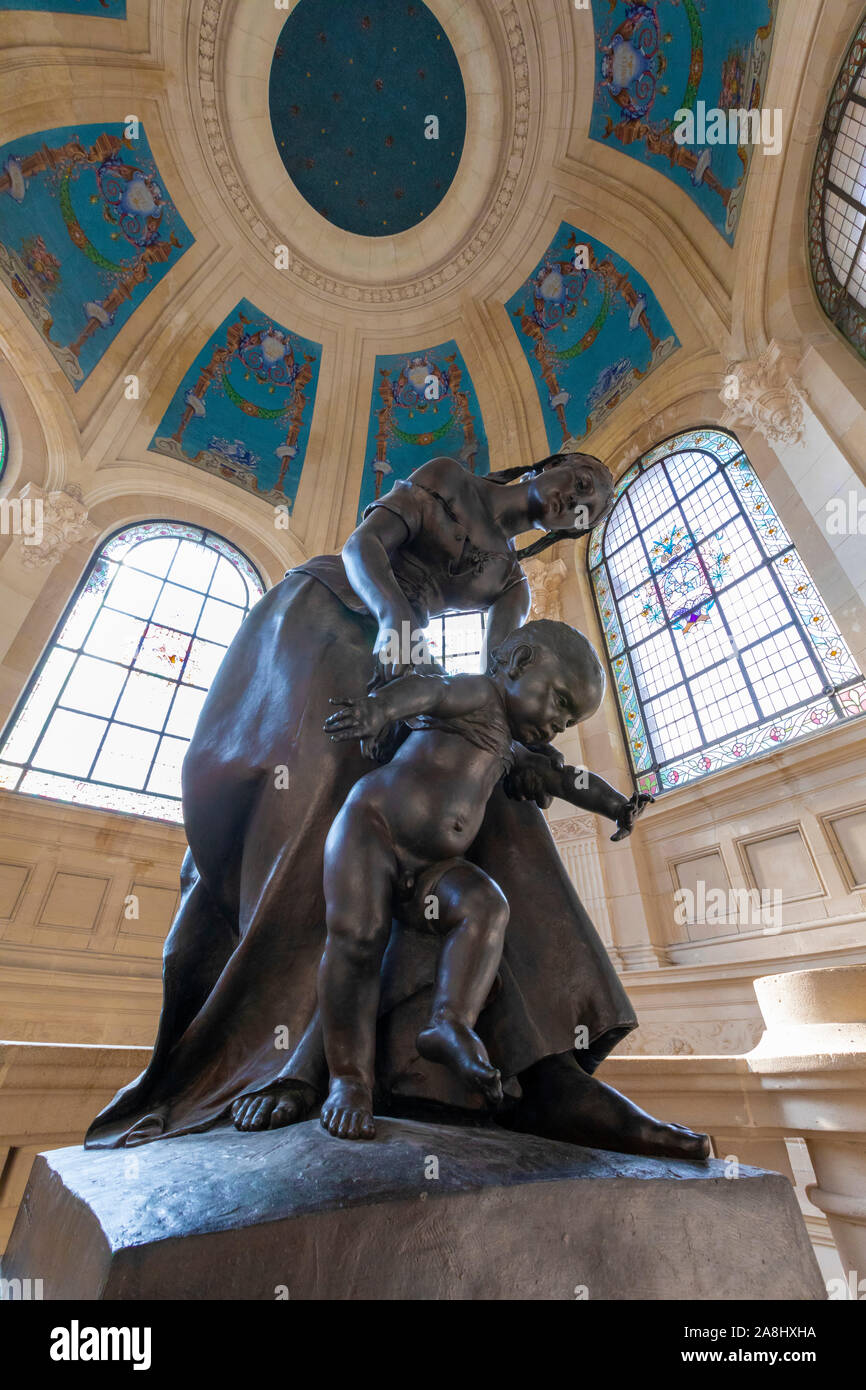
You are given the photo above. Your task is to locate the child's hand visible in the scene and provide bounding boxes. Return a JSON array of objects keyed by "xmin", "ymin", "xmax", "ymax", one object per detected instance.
[
  {"xmin": 324, "ymin": 697, "xmax": 386, "ymax": 743},
  {"xmin": 610, "ymin": 791, "xmax": 654, "ymax": 842}
]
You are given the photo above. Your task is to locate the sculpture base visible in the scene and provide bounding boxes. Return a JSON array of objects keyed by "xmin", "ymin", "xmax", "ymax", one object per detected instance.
[{"xmin": 3, "ymin": 1117, "xmax": 825, "ymax": 1300}]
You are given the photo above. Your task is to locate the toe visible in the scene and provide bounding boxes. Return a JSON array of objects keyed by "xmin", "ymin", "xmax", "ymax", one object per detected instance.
[
  {"xmin": 361, "ymin": 1114, "xmax": 376, "ymax": 1139},
  {"xmin": 337, "ymin": 1110, "xmax": 354, "ymax": 1140},
  {"xmin": 249, "ymin": 1098, "xmax": 274, "ymax": 1131},
  {"xmin": 271, "ymin": 1099, "xmax": 299, "ymax": 1129}
]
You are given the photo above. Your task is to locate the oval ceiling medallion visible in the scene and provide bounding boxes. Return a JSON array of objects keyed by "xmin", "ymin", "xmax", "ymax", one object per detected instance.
[{"xmin": 269, "ymin": 0, "xmax": 467, "ymax": 238}]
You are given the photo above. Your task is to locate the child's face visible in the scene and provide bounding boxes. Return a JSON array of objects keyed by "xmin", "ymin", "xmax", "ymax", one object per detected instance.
[{"xmin": 500, "ymin": 645, "xmax": 600, "ymax": 746}]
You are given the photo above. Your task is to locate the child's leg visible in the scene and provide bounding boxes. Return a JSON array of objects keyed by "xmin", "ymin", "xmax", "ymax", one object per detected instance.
[
  {"xmin": 319, "ymin": 804, "xmax": 397, "ymax": 1140},
  {"xmin": 414, "ymin": 861, "xmax": 509, "ymax": 1106}
]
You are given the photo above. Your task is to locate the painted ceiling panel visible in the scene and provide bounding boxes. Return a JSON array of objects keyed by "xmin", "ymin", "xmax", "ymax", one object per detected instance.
[
  {"xmin": 506, "ymin": 220, "xmax": 679, "ymax": 450},
  {"xmin": 0, "ymin": 123, "xmax": 191, "ymax": 388},
  {"xmin": 590, "ymin": 0, "xmax": 777, "ymax": 245},
  {"xmin": 357, "ymin": 341, "xmax": 488, "ymax": 519},
  {"xmin": 269, "ymin": 0, "xmax": 466, "ymax": 237},
  {"xmin": 0, "ymin": 1, "xmax": 124, "ymax": 12},
  {"xmin": 150, "ymin": 298, "xmax": 321, "ymax": 510}
]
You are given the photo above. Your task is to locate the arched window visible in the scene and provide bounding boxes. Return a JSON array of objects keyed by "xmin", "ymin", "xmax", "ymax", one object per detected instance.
[
  {"xmin": 424, "ymin": 611, "xmax": 486, "ymax": 674},
  {"xmin": 809, "ymin": 14, "xmax": 866, "ymax": 356},
  {"xmin": 589, "ymin": 429, "xmax": 866, "ymax": 796},
  {"xmin": 0, "ymin": 522, "xmax": 265, "ymax": 823}
]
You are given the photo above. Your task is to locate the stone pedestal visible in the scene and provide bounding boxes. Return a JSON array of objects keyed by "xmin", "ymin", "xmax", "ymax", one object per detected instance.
[{"xmin": 3, "ymin": 1118, "xmax": 824, "ymax": 1300}]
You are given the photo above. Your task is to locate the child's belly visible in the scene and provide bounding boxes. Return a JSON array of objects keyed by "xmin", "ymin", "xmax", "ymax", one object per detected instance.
[{"xmin": 360, "ymin": 746, "xmax": 499, "ymax": 870}]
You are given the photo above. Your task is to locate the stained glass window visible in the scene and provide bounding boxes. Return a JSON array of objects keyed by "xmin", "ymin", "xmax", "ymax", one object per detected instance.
[
  {"xmin": 809, "ymin": 14, "xmax": 866, "ymax": 356},
  {"xmin": 0, "ymin": 404, "xmax": 7, "ymax": 482},
  {"xmin": 423, "ymin": 611, "xmax": 486, "ymax": 674},
  {"xmin": 0, "ymin": 522, "xmax": 265, "ymax": 823},
  {"xmin": 589, "ymin": 428, "xmax": 866, "ymax": 797}
]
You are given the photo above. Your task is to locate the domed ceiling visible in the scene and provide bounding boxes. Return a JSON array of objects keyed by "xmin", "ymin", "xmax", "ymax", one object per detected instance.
[
  {"xmin": 0, "ymin": 0, "xmax": 787, "ymax": 555},
  {"xmin": 269, "ymin": 0, "xmax": 466, "ymax": 237}
]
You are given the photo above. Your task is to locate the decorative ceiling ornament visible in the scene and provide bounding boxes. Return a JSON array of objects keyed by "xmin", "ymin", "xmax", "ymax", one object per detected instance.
[
  {"xmin": 719, "ymin": 339, "xmax": 807, "ymax": 447},
  {"xmin": 0, "ymin": 124, "xmax": 192, "ymax": 388},
  {"xmin": 197, "ymin": 0, "xmax": 530, "ymax": 303},
  {"xmin": 151, "ymin": 298, "xmax": 321, "ymax": 508},
  {"xmin": 506, "ymin": 221, "xmax": 679, "ymax": 449},
  {"xmin": 358, "ymin": 340, "xmax": 488, "ymax": 518},
  {"xmin": 15, "ymin": 481, "xmax": 97, "ymax": 570},
  {"xmin": 589, "ymin": 0, "xmax": 778, "ymax": 246}
]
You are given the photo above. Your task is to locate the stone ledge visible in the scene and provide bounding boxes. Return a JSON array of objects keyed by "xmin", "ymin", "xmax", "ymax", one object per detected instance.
[{"xmin": 2, "ymin": 1117, "xmax": 825, "ymax": 1301}]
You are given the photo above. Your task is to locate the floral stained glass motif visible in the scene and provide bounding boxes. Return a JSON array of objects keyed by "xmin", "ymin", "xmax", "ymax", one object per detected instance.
[
  {"xmin": 589, "ymin": 428, "xmax": 866, "ymax": 794},
  {"xmin": 0, "ymin": 523, "xmax": 265, "ymax": 823}
]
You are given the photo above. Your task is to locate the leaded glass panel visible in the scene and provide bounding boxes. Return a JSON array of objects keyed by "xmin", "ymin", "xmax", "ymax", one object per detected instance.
[
  {"xmin": 809, "ymin": 15, "xmax": 866, "ymax": 355},
  {"xmin": 0, "ymin": 522, "xmax": 265, "ymax": 823},
  {"xmin": 590, "ymin": 429, "xmax": 866, "ymax": 795}
]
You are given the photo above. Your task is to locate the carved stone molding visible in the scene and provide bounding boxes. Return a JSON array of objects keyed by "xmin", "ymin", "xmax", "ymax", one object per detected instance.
[
  {"xmin": 549, "ymin": 813, "xmax": 596, "ymax": 842},
  {"xmin": 618, "ymin": 395, "xmax": 683, "ymax": 472},
  {"xmin": 719, "ymin": 340, "xmax": 808, "ymax": 447},
  {"xmin": 15, "ymin": 482, "xmax": 97, "ymax": 570},
  {"xmin": 617, "ymin": 941, "xmax": 672, "ymax": 971},
  {"xmin": 524, "ymin": 556, "xmax": 568, "ymax": 621},
  {"xmin": 197, "ymin": 0, "xmax": 530, "ymax": 305}
]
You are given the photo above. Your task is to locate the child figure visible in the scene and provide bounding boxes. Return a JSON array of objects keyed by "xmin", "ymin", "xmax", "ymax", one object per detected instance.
[{"xmin": 319, "ymin": 619, "xmax": 652, "ymax": 1140}]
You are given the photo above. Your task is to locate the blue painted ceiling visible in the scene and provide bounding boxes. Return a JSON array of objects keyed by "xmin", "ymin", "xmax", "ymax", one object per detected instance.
[{"xmin": 269, "ymin": 0, "xmax": 466, "ymax": 237}]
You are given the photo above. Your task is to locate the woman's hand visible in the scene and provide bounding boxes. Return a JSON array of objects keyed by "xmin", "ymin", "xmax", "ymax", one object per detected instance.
[
  {"xmin": 504, "ymin": 745, "xmax": 558, "ymax": 809},
  {"xmin": 523, "ymin": 740, "xmax": 566, "ymax": 770},
  {"xmin": 324, "ymin": 697, "xmax": 387, "ymax": 744},
  {"xmin": 373, "ymin": 604, "xmax": 416, "ymax": 682}
]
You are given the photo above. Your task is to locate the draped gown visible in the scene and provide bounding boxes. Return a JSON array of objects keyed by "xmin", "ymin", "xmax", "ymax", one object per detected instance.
[{"xmin": 86, "ymin": 465, "xmax": 637, "ymax": 1146}]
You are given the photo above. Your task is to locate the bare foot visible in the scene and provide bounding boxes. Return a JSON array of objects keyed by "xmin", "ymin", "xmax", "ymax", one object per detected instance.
[
  {"xmin": 320, "ymin": 1078, "xmax": 376, "ymax": 1140},
  {"xmin": 231, "ymin": 1080, "xmax": 314, "ymax": 1132},
  {"xmin": 417, "ymin": 1016, "xmax": 504, "ymax": 1109},
  {"xmin": 510, "ymin": 1053, "xmax": 710, "ymax": 1161}
]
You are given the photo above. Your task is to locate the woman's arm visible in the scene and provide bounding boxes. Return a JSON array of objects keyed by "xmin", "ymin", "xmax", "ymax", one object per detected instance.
[
  {"xmin": 342, "ymin": 509, "xmax": 417, "ymax": 679},
  {"xmin": 482, "ymin": 575, "xmax": 531, "ymax": 666}
]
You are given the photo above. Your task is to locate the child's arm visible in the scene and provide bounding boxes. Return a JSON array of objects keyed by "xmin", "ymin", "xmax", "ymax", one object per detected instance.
[
  {"xmin": 542, "ymin": 763, "xmax": 654, "ymax": 842},
  {"xmin": 324, "ymin": 672, "xmax": 492, "ymax": 743}
]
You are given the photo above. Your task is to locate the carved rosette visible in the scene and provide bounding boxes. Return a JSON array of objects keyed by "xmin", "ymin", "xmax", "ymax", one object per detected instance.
[
  {"xmin": 15, "ymin": 483, "xmax": 97, "ymax": 570},
  {"xmin": 719, "ymin": 340, "xmax": 808, "ymax": 447}
]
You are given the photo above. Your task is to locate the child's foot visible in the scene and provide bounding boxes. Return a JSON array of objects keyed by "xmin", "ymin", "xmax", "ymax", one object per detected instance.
[
  {"xmin": 231, "ymin": 1080, "xmax": 314, "ymax": 1132},
  {"xmin": 417, "ymin": 1017, "xmax": 504, "ymax": 1108},
  {"xmin": 320, "ymin": 1078, "xmax": 376, "ymax": 1140}
]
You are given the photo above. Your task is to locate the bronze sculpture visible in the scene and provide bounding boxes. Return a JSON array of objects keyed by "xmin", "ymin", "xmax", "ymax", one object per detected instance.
[
  {"xmin": 85, "ymin": 452, "xmax": 709, "ymax": 1161},
  {"xmin": 319, "ymin": 620, "xmax": 652, "ymax": 1139}
]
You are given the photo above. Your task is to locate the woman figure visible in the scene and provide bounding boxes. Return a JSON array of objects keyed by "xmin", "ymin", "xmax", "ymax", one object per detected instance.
[{"xmin": 86, "ymin": 452, "xmax": 708, "ymax": 1160}]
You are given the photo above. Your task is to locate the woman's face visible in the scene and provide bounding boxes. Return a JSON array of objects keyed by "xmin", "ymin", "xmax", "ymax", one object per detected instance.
[{"xmin": 528, "ymin": 458, "xmax": 612, "ymax": 532}]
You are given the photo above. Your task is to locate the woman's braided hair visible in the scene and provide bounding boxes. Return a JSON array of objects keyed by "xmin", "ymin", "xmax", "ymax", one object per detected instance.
[{"xmin": 487, "ymin": 451, "xmax": 615, "ymax": 559}]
